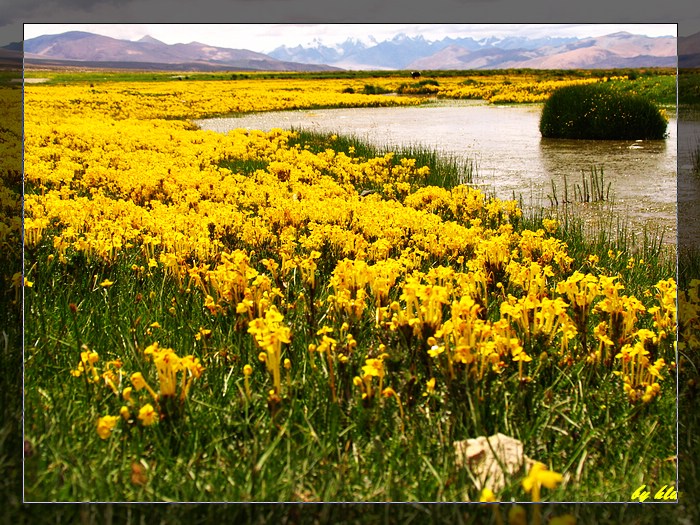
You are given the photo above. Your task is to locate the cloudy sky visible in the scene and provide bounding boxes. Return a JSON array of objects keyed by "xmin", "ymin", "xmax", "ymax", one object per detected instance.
[{"xmin": 22, "ymin": 23, "xmax": 677, "ymax": 52}]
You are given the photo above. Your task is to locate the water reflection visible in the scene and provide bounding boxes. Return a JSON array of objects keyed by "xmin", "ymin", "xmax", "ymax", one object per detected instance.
[{"xmin": 537, "ymin": 136, "xmax": 675, "ymax": 240}]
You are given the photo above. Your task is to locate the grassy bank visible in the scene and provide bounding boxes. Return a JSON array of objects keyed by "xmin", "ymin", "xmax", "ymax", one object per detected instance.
[{"xmin": 23, "ymin": 119, "xmax": 676, "ymax": 504}]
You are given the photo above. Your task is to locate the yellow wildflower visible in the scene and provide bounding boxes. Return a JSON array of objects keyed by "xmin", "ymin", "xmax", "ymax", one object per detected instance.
[
  {"xmin": 479, "ymin": 487, "xmax": 498, "ymax": 502},
  {"xmin": 96, "ymin": 415, "xmax": 119, "ymax": 439},
  {"xmin": 138, "ymin": 403, "xmax": 158, "ymax": 426},
  {"xmin": 120, "ymin": 406, "xmax": 131, "ymax": 420},
  {"xmin": 424, "ymin": 377, "xmax": 436, "ymax": 396},
  {"xmin": 522, "ymin": 461, "xmax": 563, "ymax": 502},
  {"xmin": 131, "ymin": 372, "xmax": 158, "ymax": 401}
]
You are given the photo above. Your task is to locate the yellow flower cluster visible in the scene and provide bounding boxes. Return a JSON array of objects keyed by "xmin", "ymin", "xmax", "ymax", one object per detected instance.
[
  {"xmin": 354, "ymin": 353, "xmax": 389, "ymax": 402},
  {"xmin": 28, "ymin": 75, "xmax": 676, "ymax": 427},
  {"xmin": 70, "ymin": 344, "xmax": 123, "ymax": 395},
  {"xmin": 142, "ymin": 341, "xmax": 205, "ymax": 400},
  {"xmin": 249, "ymin": 306, "xmax": 291, "ymax": 396},
  {"xmin": 72, "ymin": 342, "xmax": 203, "ymax": 439},
  {"xmin": 501, "ymin": 288, "xmax": 570, "ymax": 348},
  {"xmin": 648, "ymin": 277, "xmax": 678, "ymax": 340},
  {"xmin": 203, "ymin": 249, "xmax": 280, "ymax": 319},
  {"xmin": 614, "ymin": 329, "xmax": 667, "ymax": 403},
  {"xmin": 26, "ymin": 120, "xmax": 491, "ymax": 270},
  {"xmin": 24, "ymin": 77, "xmax": 421, "ymax": 122}
]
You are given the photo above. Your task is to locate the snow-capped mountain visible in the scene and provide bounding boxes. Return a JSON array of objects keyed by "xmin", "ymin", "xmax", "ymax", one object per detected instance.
[
  {"xmin": 269, "ymin": 32, "xmax": 676, "ymax": 70},
  {"xmin": 269, "ymin": 33, "xmax": 482, "ymax": 69}
]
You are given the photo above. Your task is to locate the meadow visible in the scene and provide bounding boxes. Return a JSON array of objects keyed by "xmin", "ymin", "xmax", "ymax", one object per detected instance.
[{"xmin": 18, "ymin": 69, "xmax": 683, "ymax": 516}]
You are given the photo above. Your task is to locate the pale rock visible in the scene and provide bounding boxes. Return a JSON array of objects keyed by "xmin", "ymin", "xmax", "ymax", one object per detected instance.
[{"xmin": 453, "ymin": 432, "xmax": 535, "ymax": 500}]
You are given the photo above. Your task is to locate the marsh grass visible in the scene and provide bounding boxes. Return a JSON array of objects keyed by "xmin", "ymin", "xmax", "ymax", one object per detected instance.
[
  {"xmin": 286, "ymin": 128, "xmax": 475, "ymax": 190},
  {"xmin": 574, "ymin": 166, "xmax": 611, "ymax": 204}
]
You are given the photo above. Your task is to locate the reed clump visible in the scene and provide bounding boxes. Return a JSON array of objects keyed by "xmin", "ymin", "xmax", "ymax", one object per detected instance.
[
  {"xmin": 540, "ymin": 83, "xmax": 668, "ymax": 140},
  {"xmin": 548, "ymin": 166, "xmax": 611, "ymax": 207}
]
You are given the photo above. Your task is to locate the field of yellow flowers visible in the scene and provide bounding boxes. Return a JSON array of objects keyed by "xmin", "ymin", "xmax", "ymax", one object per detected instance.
[{"xmin": 20, "ymin": 71, "xmax": 680, "ymax": 507}]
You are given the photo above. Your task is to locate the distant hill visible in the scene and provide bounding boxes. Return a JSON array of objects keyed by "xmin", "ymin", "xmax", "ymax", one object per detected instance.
[{"xmin": 22, "ymin": 31, "xmax": 341, "ymax": 72}]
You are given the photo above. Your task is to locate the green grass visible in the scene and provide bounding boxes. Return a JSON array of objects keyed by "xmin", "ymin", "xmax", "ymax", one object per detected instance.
[
  {"xmin": 0, "ymin": 71, "xmax": 22, "ymax": 85},
  {"xmin": 606, "ymin": 73, "xmax": 677, "ymax": 107},
  {"xmin": 361, "ymin": 84, "xmax": 393, "ymax": 95},
  {"xmin": 22, "ymin": 242, "xmax": 676, "ymax": 503}
]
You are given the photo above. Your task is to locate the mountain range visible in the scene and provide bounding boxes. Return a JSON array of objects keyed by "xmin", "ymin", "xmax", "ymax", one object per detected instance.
[
  {"xmin": 21, "ymin": 31, "xmax": 340, "ymax": 72},
  {"xmin": 9, "ymin": 29, "xmax": 695, "ymax": 71},
  {"xmin": 270, "ymin": 32, "xmax": 677, "ymax": 70}
]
